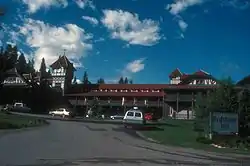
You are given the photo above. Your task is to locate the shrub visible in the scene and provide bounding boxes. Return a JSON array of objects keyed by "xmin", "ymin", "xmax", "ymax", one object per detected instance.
[{"xmin": 196, "ymin": 136, "xmax": 213, "ymax": 144}]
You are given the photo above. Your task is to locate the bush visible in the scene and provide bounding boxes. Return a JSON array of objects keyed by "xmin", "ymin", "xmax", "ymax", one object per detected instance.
[
  {"xmin": 0, "ymin": 121, "xmax": 20, "ymax": 129},
  {"xmin": 196, "ymin": 136, "xmax": 213, "ymax": 144}
]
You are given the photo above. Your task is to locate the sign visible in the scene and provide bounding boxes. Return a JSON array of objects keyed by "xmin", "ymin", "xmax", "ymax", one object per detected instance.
[{"xmin": 212, "ymin": 112, "xmax": 238, "ymax": 135}]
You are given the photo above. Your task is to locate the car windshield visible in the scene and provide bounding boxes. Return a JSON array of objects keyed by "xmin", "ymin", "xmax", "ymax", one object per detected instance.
[
  {"xmin": 126, "ymin": 112, "xmax": 134, "ymax": 117},
  {"xmin": 15, "ymin": 103, "xmax": 22, "ymax": 107}
]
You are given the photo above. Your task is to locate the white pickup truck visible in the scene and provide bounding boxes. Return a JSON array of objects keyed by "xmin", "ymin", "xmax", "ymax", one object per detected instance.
[
  {"xmin": 49, "ymin": 108, "xmax": 70, "ymax": 118},
  {"xmin": 12, "ymin": 102, "xmax": 31, "ymax": 113}
]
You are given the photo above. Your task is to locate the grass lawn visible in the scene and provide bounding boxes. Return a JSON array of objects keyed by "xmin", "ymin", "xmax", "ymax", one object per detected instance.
[
  {"xmin": 140, "ymin": 119, "xmax": 250, "ymax": 154},
  {"xmin": 0, "ymin": 112, "xmax": 48, "ymax": 129}
]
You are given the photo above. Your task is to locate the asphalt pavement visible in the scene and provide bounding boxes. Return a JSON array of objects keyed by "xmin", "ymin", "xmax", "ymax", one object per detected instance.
[{"xmin": 0, "ymin": 117, "xmax": 250, "ymax": 166}]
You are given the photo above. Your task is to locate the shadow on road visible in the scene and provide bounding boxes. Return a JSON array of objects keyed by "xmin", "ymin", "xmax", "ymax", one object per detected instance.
[{"xmin": 81, "ymin": 124, "xmax": 107, "ymax": 131}]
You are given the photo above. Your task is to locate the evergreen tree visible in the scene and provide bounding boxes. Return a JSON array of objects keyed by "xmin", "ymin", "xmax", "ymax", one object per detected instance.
[
  {"xmin": 39, "ymin": 58, "xmax": 47, "ymax": 81},
  {"xmin": 97, "ymin": 78, "xmax": 105, "ymax": 84},
  {"xmin": 118, "ymin": 77, "xmax": 124, "ymax": 84},
  {"xmin": 27, "ymin": 58, "xmax": 35, "ymax": 74},
  {"xmin": 129, "ymin": 79, "xmax": 133, "ymax": 84},
  {"xmin": 82, "ymin": 71, "xmax": 89, "ymax": 84},
  {"xmin": 0, "ymin": 44, "xmax": 18, "ymax": 84},
  {"xmin": 124, "ymin": 77, "xmax": 128, "ymax": 84},
  {"xmin": 16, "ymin": 53, "xmax": 27, "ymax": 74}
]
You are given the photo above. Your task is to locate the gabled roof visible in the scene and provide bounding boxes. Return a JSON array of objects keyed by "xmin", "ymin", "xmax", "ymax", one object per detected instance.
[
  {"xmin": 50, "ymin": 55, "xmax": 76, "ymax": 71},
  {"xmin": 178, "ymin": 69, "xmax": 216, "ymax": 85},
  {"xmin": 169, "ymin": 68, "xmax": 182, "ymax": 78},
  {"xmin": 193, "ymin": 69, "xmax": 210, "ymax": 76},
  {"xmin": 3, "ymin": 68, "xmax": 30, "ymax": 86}
]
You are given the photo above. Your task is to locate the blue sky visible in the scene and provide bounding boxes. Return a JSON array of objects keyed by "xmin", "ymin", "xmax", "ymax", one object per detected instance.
[{"xmin": 0, "ymin": 0, "xmax": 250, "ymax": 84}]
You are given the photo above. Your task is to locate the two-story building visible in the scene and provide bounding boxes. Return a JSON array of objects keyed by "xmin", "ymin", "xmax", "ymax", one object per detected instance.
[{"xmin": 64, "ymin": 67, "xmax": 219, "ymax": 118}]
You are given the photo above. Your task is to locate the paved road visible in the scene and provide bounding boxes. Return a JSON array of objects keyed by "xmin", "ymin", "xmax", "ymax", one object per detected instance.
[{"xmin": 0, "ymin": 120, "xmax": 250, "ymax": 166}]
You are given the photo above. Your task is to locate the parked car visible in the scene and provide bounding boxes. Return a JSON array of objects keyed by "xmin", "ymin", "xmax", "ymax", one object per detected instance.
[
  {"xmin": 49, "ymin": 108, "xmax": 70, "ymax": 118},
  {"xmin": 110, "ymin": 114, "xmax": 124, "ymax": 120},
  {"xmin": 123, "ymin": 107, "xmax": 145, "ymax": 128},
  {"xmin": 144, "ymin": 113, "xmax": 153, "ymax": 121},
  {"xmin": 12, "ymin": 102, "xmax": 31, "ymax": 113},
  {"xmin": 1, "ymin": 104, "xmax": 13, "ymax": 113}
]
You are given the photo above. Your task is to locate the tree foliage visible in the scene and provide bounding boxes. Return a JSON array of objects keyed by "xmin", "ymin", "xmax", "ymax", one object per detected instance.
[
  {"xmin": 97, "ymin": 78, "xmax": 105, "ymax": 84},
  {"xmin": 0, "ymin": 45, "xmax": 18, "ymax": 84},
  {"xmin": 16, "ymin": 53, "xmax": 27, "ymax": 74},
  {"xmin": 194, "ymin": 77, "xmax": 250, "ymax": 137},
  {"xmin": 118, "ymin": 77, "xmax": 124, "ymax": 84},
  {"xmin": 82, "ymin": 71, "xmax": 90, "ymax": 84}
]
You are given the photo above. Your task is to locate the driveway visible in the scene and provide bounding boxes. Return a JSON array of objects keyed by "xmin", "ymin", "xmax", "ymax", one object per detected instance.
[{"xmin": 0, "ymin": 120, "xmax": 249, "ymax": 166}]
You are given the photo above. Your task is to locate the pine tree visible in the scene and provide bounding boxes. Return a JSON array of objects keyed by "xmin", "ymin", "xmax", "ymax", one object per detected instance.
[
  {"xmin": 0, "ymin": 44, "xmax": 18, "ymax": 84},
  {"xmin": 39, "ymin": 58, "xmax": 47, "ymax": 81},
  {"xmin": 124, "ymin": 77, "xmax": 128, "ymax": 84},
  {"xmin": 27, "ymin": 58, "xmax": 35, "ymax": 74},
  {"xmin": 82, "ymin": 71, "xmax": 89, "ymax": 84},
  {"xmin": 129, "ymin": 79, "xmax": 133, "ymax": 84},
  {"xmin": 16, "ymin": 53, "xmax": 27, "ymax": 74},
  {"xmin": 97, "ymin": 78, "xmax": 105, "ymax": 84},
  {"xmin": 118, "ymin": 77, "xmax": 124, "ymax": 84}
]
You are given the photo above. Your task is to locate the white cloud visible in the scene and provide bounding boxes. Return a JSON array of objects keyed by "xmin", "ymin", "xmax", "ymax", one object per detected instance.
[
  {"xmin": 178, "ymin": 19, "xmax": 188, "ymax": 31},
  {"xmin": 124, "ymin": 58, "xmax": 145, "ymax": 73},
  {"xmin": 101, "ymin": 9, "xmax": 161, "ymax": 46},
  {"xmin": 21, "ymin": 0, "xmax": 68, "ymax": 13},
  {"xmin": 94, "ymin": 37, "xmax": 105, "ymax": 42},
  {"xmin": 18, "ymin": 18, "xmax": 92, "ymax": 70},
  {"xmin": 74, "ymin": 0, "xmax": 95, "ymax": 10},
  {"xmin": 221, "ymin": 0, "xmax": 249, "ymax": 10},
  {"xmin": 82, "ymin": 16, "xmax": 99, "ymax": 26},
  {"xmin": 166, "ymin": 0, "xmax": 203, "ymax": 15}
]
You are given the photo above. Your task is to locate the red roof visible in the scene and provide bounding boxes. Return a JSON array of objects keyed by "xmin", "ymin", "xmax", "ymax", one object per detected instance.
[
  {"xmin": 65, "ymin": 84, "xmax": 218, "ymax": 97},
  {"xmin": 169, "ymin": 68, "xmax": 182, "ymax": 78},
  {"xmin": 66, "ymin": 92, "xmax": 165, "ymax": 97},
  {"xmin": 193, "ymin": 70, "xmax": 210, "ymax": 76},
  {"xmin": 97, "ymin": 84, "xmax": 170, "ymax": 90}
]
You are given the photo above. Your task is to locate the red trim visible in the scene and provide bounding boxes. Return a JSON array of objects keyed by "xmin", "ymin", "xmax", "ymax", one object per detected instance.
[{"xmin": 65, "ymin": 92, "xmax": 165, "ymax": 97}]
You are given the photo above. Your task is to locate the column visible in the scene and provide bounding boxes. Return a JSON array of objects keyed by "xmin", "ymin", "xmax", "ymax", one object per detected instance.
[{"xmin": 175, "ymin": 92, "xmax": 179, "ymax": 118}]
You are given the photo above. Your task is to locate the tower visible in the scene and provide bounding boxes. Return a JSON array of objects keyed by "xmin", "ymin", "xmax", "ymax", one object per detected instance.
[{"xmin": 50, "ymin": 51, "xmax": 75, "ymax": 94}]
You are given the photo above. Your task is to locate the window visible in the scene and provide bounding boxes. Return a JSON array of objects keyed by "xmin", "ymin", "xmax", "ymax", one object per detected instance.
[
  {"xmin": 135, "ymin": 112, "xmax": 142, "ymax": 117},
  {"xmin": 55, "ymin": 83, "xmax": 61, "ymax": 87},
  {"xmin": 127, "ymin": 112, "xmax": 134, "ymax": 117}
]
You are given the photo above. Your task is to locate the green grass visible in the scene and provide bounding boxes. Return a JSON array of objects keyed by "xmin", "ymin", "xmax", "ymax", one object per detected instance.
[
  {"xmin": 141, "ymin": 119, "xmax": 250, "ymax": 154},
  {"xmin": 0, "ymin": 112, "xmax": 48, "ymax": 129}
]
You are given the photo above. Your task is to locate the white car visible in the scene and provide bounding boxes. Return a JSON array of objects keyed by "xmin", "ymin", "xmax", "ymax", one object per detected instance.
[
  {"xmin": 123, "ymin": 107, "xmax": 145, "ymax": 128},
  {"xmin": 110, "ymin": 115, "xmax": 124, "ymax": 120},
  {"xmin": 49, "ymin": 108, "xmax": 70, "ymax": 118}
]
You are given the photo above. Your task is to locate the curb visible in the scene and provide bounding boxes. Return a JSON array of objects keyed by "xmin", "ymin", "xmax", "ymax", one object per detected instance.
[
  {"xmin": 135, "ymin": 131, "xmax": 161, "ymax": 144},
  {"xmin": 42, "ymin": 117, "xmax": 124, "ymax": 124}
]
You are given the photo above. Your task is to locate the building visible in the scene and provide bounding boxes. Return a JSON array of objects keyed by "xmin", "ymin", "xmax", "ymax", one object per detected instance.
[
  {"xmin": 2, "ymin": 68, "xmax": 31, "ymax": 87},
  {"xmin": 50, "ymin": 54, "xmax": 76, "ymax": 94},
  {"xmin": 0, "ymin": 68, "xmax": 32, "ymax": 104},
  {"xmin": 64, "ymin": 67, "xmax": 219, "ymax": 118}
]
